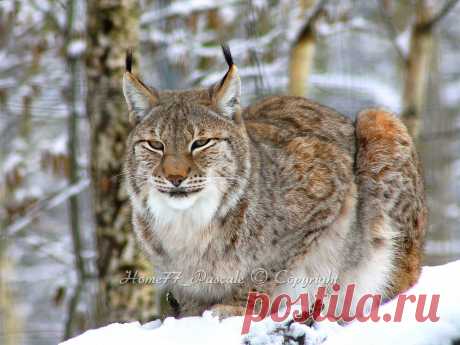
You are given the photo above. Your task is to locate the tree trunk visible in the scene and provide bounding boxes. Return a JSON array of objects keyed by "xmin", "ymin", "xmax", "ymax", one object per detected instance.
[
  {"xmin": 288, "ymin": 29, "xmax": 316, "ymax": 97},
  {"xmin": 86, "ymin": 0, "xmax": 155, "ymax": 324},
  {"xmin": 62, "ymin": 0, "xmax": 86, "ymax": 338},
  {"xmin": 402, "ymin": 0, "xmax": 434, "ymax": 138},
  {"xmin": 288, "ymin": 0, "xmax": 324, "ymax": 97},
  {"xmin": 65, "ymin": 0, "xmax": 85, "ymax": 281}
]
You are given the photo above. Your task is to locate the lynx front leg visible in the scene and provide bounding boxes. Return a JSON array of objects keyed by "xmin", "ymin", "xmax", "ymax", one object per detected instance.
[
  {"xmin": 210, "ymin": 291, "xmax": 254, "ymax": 319},
  {"xmin": 210, "ymin": 304, "xmax": 247, "ymax": 319},
  {"xmin": 355, "ymin": 109, "xmax": 427, "ymax": 298}
]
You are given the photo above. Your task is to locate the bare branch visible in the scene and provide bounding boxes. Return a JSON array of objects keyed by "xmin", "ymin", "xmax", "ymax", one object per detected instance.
[
  {"xmin": 419, "ymin": 127, "xmax": 460, "ymax": 141},
  {"xmin": 377, "ymin": 0, "xmax": 407, "ymax": 63},
  {"xmin": 424, "ymin": 0, "xmax": 460, "ymax": 29},
  {"xmin": 62, "ymin": 281, "xmax": 84, "ymax": 341},
  {"xmin": 245, "ymin": 0, "xmax": 271, "ymax": 95},
  {"xmin": 3, "ymin": 179, "xmax": 90, "ymax": 237},
  {"xmin": 294, "ymin": 0, "xmax": 328, "ymax": 44},
  {"xmin": 289, "ymin": 0, "xmax": 328, "ymax": 96}
]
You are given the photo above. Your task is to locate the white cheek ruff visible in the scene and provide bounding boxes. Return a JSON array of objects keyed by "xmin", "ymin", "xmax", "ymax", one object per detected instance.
[
  {"xmin": 146, "ymin": 181, "xmax": 222, "ymax": 233},
  {"xmin": 162, "ymin": 193, "xmax": 201, "ymax": 210}
]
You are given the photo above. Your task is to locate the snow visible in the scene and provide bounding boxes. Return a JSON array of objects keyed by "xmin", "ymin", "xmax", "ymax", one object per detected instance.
[
  {"xmin": 425, "ymin": 240, "xmax": 460, "ymax": 256},
  {"xmin": 4, "ymin": 178, "xmax": 90, "ymax": 237},
  {"xmin": 61, "ymin": 260, "xmax": 460, "ymax": 345},
  {"xmin": 141, "ymin": 0, "xmax": 238, "ymax": 23},
  {"xmin": 0, "ymin": 0, "xmax": 15, "ymax": 13},
  {"xmin": 67, "ymin": 39, "xmax": 86, "ymax": 57},
  {"xmin": 443, "ymin": 79, "xmax": 460, "ymax": 106},
  {"xmin": 311, "ymin": 74, "xmax": 401, "ymax": 111},
  {"xmin": 445, "ymin": 203, "xmax": 460, "ymax": 219},
  {"xmin": 396, "ymin": 27, "xmax": 411, "ymax": 58},
  {"xmin": 46, "ymin": 134, "xmax": 68, "ymax": 155},
  {"xmin": 322, "ymin": 260, "xmax": 460, "ymax": 345},
  {"xmin": 1, "ymin": 152, "xmax": 23, "ymax": 175}
]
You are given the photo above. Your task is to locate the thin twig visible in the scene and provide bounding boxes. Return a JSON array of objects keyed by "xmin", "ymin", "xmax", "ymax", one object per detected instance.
[
  {"xmin": 245, "ymin": 0, "xmax": 271, "ymax": 95},
  {"xmin": 3, "ymin": 179, "xmax": 90, "ymax": 238},
  {"xmin": 377, "ymin": 0, "xmax": 407, "ymax": 63},
  {"xmin": 62, "ymin": 281, "xmax": 84, "ymax": 341},
  {"xmin": 424, "ymin": 0, "xmax": 460, "ymax": 29},
  {"xmin": 419, "ymin": 127, "xmax": 460, "ymax": 141},
  {"xmin": 294, "ymin": 0, "xmax": 328, "ymax": 44},
  {"xmin": 65, "ymin": 0, "xmax": 86, "ymax": 280}
]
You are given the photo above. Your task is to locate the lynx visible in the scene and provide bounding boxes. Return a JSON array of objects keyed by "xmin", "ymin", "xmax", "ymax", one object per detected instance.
[{"xmin": 122, "ymin": 46, "xmax": 426, "ymax": 319}]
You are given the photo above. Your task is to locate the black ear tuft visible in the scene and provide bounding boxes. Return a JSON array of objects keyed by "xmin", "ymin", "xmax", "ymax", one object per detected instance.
[
  {"xmin": 126, "ymin": 50, "xmax": 133, "ymax": 72},
  {"xmin": 221, "ymin": 44, "xmax": 234, "ymax": 68}
]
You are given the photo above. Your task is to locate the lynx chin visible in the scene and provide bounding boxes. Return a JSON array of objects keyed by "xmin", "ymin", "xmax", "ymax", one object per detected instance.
[{"xmin": 122, "ymin": 45, "xmax": 427, "ymax": 319}]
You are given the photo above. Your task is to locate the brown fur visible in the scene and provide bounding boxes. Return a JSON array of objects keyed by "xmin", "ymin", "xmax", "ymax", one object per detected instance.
[{"xmin": 355, "ymin": 109, "xmax": 427, "ymax": 297}]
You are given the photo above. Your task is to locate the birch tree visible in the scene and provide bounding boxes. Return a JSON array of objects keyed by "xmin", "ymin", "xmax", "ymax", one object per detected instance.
[
  {"xmin": 380, "ymin": 0, "xmax": 459, "ymax": 138},
  {"xmin": 288, "ymin": 0, "xmax": 327, "ymax": 97},
  {"xmin": 86, "ymin": 0, "xmax": 155, "ymax": 324}
]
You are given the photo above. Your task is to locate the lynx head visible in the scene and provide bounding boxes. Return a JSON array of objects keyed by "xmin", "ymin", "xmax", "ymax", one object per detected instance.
[{"xmin": 123, "ymin": 46, "xmax": 250, "ymax": 224}]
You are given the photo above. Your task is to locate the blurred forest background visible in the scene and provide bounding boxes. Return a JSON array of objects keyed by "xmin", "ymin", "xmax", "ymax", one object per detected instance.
[{"xmin": 1, "ymin": 0, "xmax": 460, "ymax": 344}]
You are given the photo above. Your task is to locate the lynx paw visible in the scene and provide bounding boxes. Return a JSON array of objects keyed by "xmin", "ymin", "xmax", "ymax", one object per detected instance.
[{"xmin": 210, "ymin": 304, "xmax": 246, "ymax": 320}]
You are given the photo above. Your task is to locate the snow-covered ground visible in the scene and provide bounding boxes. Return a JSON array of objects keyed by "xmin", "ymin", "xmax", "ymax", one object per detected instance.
[{"xmin": 61, "ymin": 260, "xmax": 460, "ymax": 345}]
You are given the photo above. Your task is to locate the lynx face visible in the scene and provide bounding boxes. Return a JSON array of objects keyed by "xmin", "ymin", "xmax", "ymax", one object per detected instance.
[
  {"xmin": 128, "ymin": 100, "xmax": 249, "ymax": 212},
  {"xmin": 124, "ymin": 49, "xmax": 249, "ymax": 223}
]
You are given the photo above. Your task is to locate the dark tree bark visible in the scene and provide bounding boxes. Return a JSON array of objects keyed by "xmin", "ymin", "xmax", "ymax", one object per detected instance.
[{"xmin": 86, "ymin": 0, "xmax": 155, "ymax": 324}]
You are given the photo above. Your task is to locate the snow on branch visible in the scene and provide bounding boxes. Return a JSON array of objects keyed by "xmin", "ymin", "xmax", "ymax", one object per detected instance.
[
  {"xmin": 140, "ymin": 0, "xmax": 238, "ymax": 24},
  {"xmin": 3, "ymin": 178, "xmax": 90, "ymax": 237}
]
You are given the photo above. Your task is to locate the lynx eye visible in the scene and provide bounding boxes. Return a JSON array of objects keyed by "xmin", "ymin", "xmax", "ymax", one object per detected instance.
[
  {"xmin": 143, "ymin": 140, "xmax": 164, "ymax": 152},
  {"xmin": 191, "ymin": 138, "xmax": 211, "ymax": 151}
]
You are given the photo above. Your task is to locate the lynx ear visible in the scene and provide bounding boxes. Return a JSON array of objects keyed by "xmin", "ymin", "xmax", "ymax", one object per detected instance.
[
  {"xmin": 212, "ymin": 45, "xmax": 241, "ymax": 122},
  {"xmin": 122, "ymin": 51, "xmax": 158, "ymax": 123}
]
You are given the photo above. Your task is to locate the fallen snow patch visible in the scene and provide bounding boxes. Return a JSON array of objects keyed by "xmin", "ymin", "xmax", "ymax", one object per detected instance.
[{"xmin": 61, "ymin": 260, "xmax": 460, "ymax": 345}]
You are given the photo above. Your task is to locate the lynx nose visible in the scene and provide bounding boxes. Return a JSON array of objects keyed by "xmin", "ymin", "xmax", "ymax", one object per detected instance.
[{"xmin": 167, "ymin": 175, "xmax": 185, "ymax": 187}]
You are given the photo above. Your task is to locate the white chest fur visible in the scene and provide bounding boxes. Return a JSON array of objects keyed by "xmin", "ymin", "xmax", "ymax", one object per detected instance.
[
  {"xmin": 146, "ymin": 183, "xmax": 222, "ymax": 257},
  {"xmin": 144, "ymin": 184, "xmax": 244, "ymax": 299}
]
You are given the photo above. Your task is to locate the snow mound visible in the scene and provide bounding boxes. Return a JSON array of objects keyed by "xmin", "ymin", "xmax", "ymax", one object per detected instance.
[{"xmin": 61, "ymin": 260, "xmax": 460, "ymax": 345}]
